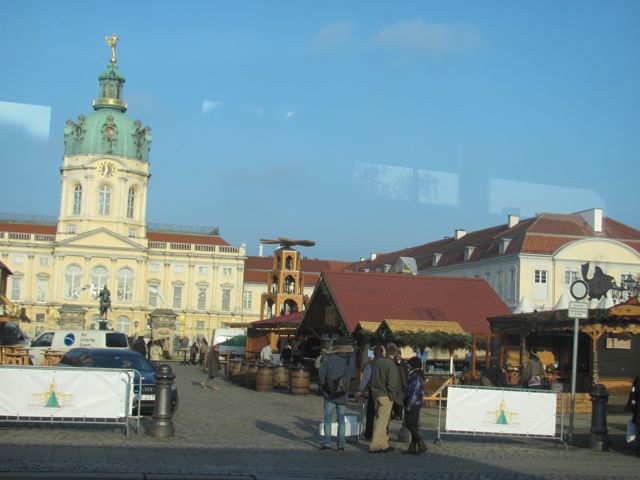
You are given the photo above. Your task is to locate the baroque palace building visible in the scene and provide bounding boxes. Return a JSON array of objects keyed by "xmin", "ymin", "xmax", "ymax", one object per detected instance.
[{"xmin": 0, "ymin": 42, "xmax": 246, "ymax": 346}]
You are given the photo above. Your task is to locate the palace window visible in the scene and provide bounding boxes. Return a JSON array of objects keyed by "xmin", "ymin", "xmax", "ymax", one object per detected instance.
[
  {"xmin": 196, "ymin": 286, "xmax": 208, "ymax": 311},
  {"xmin": 64, "ymin": 265, "xmax": 83, "ymax": 299},
  {"xmin": 221, "ymin": 287, "xmax": 231, "ymax": 311},
  {"xmin": 148, "ymin": 283, "xmax": 160, "ymax": 308},
  {"xmin": 98, "ymin": 185, "xmax": 112, "ymax": 215},
  {"xmin": 564, "ymin": 270, "xmax": 579, "ymax": 285},
  {"xmin": 242, "ymin": 291, "xmax": 253, "ymax": 310},
  {"xmin": 117, "ymin": 268, "xmax": 134, "ymax": 302},
  {"xmin": 508, "ymin": 268, "xmax": 516, "ymax": 300},
  {"xmin": 10, "ymin": 275, "xmax": 23, "ymax": 301},
  {"xmin": 91, "ymin": 266, "xmax": 108, "ymax": 299},
  {"xmin": 73, "ymin": 184, "xmax": 82, "ymax": 215},
  {"xmin": 116, "ymin": 315, "xmax": 130, "ymax": 335},
  {"xmin": 173, "ymin": 285, "xmax": 183, "ymax": 309},
  {"xmin": 126, "ymin": 187, "xmax": 135, "ymax": 219},
  {"xmin": 198, "ymin": 265, "xmax": 208, "ymax": 275},
  {"xmin": 534, "ymin": 270, "xmax": 548, "ymax": 284},
  {"xmin": 36, "ymin": 277, "xmax": 48, "ymax": 303}
]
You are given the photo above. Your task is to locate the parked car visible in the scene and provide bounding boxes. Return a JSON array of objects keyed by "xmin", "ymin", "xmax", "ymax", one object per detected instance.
[
  {"xmin": 58, "ymin": 348, "xmax": 178, "ymax": 415},
  {"xmin": 0, "ymin": 321, "xmax": 30, "ymax": 346},
  {"xmin": 28, "ymin": 330, "xmax": 129, "ymax": 366}
]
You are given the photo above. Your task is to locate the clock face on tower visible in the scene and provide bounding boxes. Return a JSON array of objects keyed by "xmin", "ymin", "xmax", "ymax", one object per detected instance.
[{"xmin": 98, "ymin": 161, "xmax": 115, "ymax": 178}]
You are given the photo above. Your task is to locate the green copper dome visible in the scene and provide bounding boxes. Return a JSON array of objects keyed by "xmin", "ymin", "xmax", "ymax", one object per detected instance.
[{"xmin": 63, "ymin": 61, "xmax": 152, "ymax": 161}]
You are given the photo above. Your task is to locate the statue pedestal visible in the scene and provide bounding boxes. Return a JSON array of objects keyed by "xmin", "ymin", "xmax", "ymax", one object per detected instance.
[
  {"xmin": 149, "ymin": 309, "xmax": 177, "ymax": 357},
  {"xmin": 58, "ymin": 304, "xmax": 87, "ymax": 330}
]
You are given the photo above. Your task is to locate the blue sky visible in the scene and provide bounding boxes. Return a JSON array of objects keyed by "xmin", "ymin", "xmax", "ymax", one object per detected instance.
[{"xmin": 0, "ymin": 1, "xmax": 638, "ymax": 260}]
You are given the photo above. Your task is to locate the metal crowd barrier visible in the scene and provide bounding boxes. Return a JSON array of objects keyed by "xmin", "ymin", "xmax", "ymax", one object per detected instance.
[{"xmin": 0, "ymin": 365, "xmax": 142, "ymax": 436}]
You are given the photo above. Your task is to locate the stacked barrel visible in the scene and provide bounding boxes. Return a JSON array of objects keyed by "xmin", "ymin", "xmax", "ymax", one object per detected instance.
[{"xmin": 228, "ymin": 360, "xmax": 310, "ymax": 394}]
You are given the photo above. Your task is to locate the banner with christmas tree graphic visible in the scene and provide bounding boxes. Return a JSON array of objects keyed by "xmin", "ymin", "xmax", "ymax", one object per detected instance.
[
  {"xmin": 445, "ymin": 386, "xmax": 557, "ymax": 437},
  {"xmin": 0, "ymin": 366, "xmax": 133, "ymax": 419}
]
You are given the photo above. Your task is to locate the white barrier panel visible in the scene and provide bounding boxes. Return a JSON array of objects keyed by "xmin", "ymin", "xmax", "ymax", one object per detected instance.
[
  {"xmin": 0, "ymin": 367, "xmax": 133, "ymax": 419},
  {"xmin": 445, "ymin": 386, "xmax": 557, "ymax": 437}
]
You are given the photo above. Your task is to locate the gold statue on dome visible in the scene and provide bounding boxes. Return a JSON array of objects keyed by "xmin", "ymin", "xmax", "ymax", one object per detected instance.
[{"xmin": 105, "ymin": 33, "xmax": 119, "ymax": 64}]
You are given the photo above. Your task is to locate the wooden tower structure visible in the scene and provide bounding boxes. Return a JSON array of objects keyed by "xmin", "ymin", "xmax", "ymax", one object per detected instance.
[{"xmin": 259, "ymin": 238, "xmax": 315, "ymax": 320}]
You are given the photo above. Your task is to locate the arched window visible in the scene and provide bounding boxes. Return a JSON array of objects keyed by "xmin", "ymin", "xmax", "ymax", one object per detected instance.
[
  {"xmin": 126, "ymin": 187, "xmax": 135, "ymax": 219},
  {"xmin": 117, "ymin": 267, "xmax": 134, "ymax": 302},
  {"xmin": 64, "ymin": 265, "xmax": 83, "ymax": 299},
  {"xmin": 73, "ymin": 184, "xmax": 82, "ymax": 215},
  {"xmin": 116, "ymin": 315, "xmax": 130, "ymax": 335},
  {"xmin": 98, "ymin": 184, "xmax": 111, "ymax": 215},
  {"xmin": 91, "ymin": 266, "xmax": 108, "ymax": 299}
]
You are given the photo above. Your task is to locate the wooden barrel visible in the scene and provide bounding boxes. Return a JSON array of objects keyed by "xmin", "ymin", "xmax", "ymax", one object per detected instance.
[
  {"xmin": 238, "ymin": 362, "xmax": 249, "ymax": 385},
  {"xmin": 289, "ymin": 367, "xmax": 311, "ymax": 395},
  {"xmin": 229, "ymin": 360, "xmax": 241, "ymax": 380},
  {"xmin": 246, "ymin": 364, "xmax": 258, "ymax": 389},
  {"xmin": 273, "ymin": 365, "xmax": 289, "ymax": 389},
  {"xmin": 256, "ymin": 365, "xmax": 274, "ymax": 392}
]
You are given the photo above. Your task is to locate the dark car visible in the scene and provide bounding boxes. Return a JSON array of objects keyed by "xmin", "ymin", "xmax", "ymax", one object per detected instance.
[{"xmin": 58, "ymin": 348, "xmax": 178, "ymax": 415}]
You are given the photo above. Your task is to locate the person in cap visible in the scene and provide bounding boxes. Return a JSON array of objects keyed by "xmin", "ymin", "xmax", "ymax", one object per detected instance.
[
  {"xmin": 522, "ymin": 349, "xmax": 544, "ymax": 389},
  {"xmin": 318, "ymin": 337, "xmax": 357, "ymax": 452},
  {"xmin": 402, "ymin": 356, "xmax": 427, "ymax": 454}
]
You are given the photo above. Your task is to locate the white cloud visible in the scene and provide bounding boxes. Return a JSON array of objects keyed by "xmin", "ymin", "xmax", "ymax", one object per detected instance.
[
  {"xmin": 201, "ymin": 100, "xmax": 221, "ymax": 114},
  {"xmin": 0, "ymin": 101, "xmax": 51, "ymax": 140},
  {"xmin": 373, "ymin": 18, "xmax": 483, "ymax": 55},
  {"xmin": 285, "ymin": 111, "xmax": 296, "ymax": 120},
  {"xmin": 314, "ymin": 19, "xmax": 352, "ymax": 49}
]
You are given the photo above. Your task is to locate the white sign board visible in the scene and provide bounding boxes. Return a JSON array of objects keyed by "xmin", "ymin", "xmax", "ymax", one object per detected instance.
[
  {"xmin": 446, "ymin": 386, "xmax": 557, "ymax": 437},
  {"xmin": 568, "ymin": 301, "xmax": 589, "ymax": 319},
  {"xmin": 0, "ymin": 367, "xmax": 134, "ymax": 418}
]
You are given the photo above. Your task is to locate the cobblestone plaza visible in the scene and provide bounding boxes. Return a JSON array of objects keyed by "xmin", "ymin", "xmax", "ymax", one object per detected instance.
[{"xmin": 0, "ymin": 364, "xmax": 638, "ymax": 480}]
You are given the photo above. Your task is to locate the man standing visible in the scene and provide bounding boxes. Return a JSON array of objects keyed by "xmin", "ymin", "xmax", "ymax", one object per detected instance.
[
  {"xmin": 260, "ymin": 343, "xmax": 273, "ymax": 364},
  {"xmin": 318, "ymin": 337, "xmax": 356, "ymax": 452},
  {"xmin": 369, "ymin": 343, "xmax": 403, "ymax": 453}
]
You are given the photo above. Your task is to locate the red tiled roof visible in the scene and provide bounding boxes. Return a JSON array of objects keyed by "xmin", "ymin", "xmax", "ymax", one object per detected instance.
[
  {"xmin": 0, "ymin": 222, "xmax": 56, "ymax": 234},
  {"xmin": 320, "ymin": 271, "xmax": 510, "ymax": 335},
  {"xmin": 353, "ymin": 212, "xmax": 640, "ymax": 272},
  {"xmin": 250, "ymin": 311, "xmax": 304, "ymax": 327},
  {"xmin": 147, "ymin": 231, "xmax": 229, "ymax": 246}
]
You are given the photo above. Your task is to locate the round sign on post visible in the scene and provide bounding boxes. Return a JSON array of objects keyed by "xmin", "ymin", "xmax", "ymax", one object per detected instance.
[{"xmin": 570, "ymin": 280, "xmax": 589, "ymax": 301}]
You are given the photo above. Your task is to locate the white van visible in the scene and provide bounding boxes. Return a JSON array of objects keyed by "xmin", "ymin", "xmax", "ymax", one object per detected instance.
[
  {"xmin": 29, "ymin": 330, "xmax": 129, "ymax": 366},
  {"xmin": 210, "ymin": 328, "xmax": 246, "ymax": 357}
]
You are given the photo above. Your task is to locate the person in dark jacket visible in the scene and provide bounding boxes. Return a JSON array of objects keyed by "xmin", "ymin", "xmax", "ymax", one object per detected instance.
[
  {"xmin": 318, "ymin": 337, "xmax": 357, "ymax": 452},
  {"xmin": 626, "ymin": 376, "xmax": 640, "ymax": 455},
  {"xmin": 132, "ymin": 336, "xmax": 146, "ymax": 358},
  {"xmin": 481, "ymin": 360, "xmax": 508, "ymax": 387},
  {"xmin": 369, "ymin": 343, "xmax": 403, "ymax": 453},
  {"xmin": 200, "ymin": 345, "xmax": 220, "ymax": 390},
  {"xmin": 391, "ymin": 352, "xmax": 407, "ymax": 421},
  {"xmin": 355, "ymin": 345, "xmax": 384, "ymax": 440},
  {"xmin": 403, "ymin": 357, "xmax": 427, "ymax": 455}
]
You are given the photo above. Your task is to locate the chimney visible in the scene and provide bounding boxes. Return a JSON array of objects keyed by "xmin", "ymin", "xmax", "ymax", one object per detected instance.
[
  {"xmin": 578, "ymin": 208, "xmax": 603, "ymax": 233},
  {"xmin": 508, "ymin": 214, "xmax": 519, "ymax": 228},
  {"xmin": 258, "ymin": 243, "xmax": 264, "ymax": 257},
  {"xmin": 370, "ymin": 252, "xmax": 377, "ymax": 261},
  {"xmin": 454, "ymin": 229, "xmax": 467, "ymax": 240}
]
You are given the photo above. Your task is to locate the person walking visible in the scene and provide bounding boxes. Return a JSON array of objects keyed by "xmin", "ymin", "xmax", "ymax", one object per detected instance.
[
  {"xmin": 402, "ymin": 357, "xmax": 427, "ymax": 455},
  {"xmin": 391, "ymin": 352, "xmax": 407, "ymax": 421},
  {"xmin": 201, "ymin": 345, "xmax": 220, "ymax": 390},
  {"xmin": 318, "ymin": 337, "xmax": 356, "ymax": 452},
  {"xmin": 198, "ymin": 338, "xmax": 208, "ymax": 367},
  {"xmin": 369, "ymin": 343, "xmax": 403, "ymax": 453},
  {"xmin": 355, "ymin": 345, "xmax": 384, "ymax": 440},
  {"xmin": 189, "ymin": 339, "xmax": 199, "ymax": 366}
]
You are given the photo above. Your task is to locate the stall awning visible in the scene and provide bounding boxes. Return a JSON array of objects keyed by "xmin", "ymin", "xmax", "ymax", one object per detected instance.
[
  {"xmin": 380, "ymin": 319, "xmax": 467, "ymax": 335},
  {"xmin": 608, "ymin": 297, "xmax": 640, "ymax": 319},
  {"xmin": 356, "ymin": 321, "xmax": 380, "ymax": 333}
]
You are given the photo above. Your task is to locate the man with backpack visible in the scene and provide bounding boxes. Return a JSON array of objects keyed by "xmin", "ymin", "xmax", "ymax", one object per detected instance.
[{"xmin": 318, "ymin": 337, "xmax": 357, "ymax": 452}]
